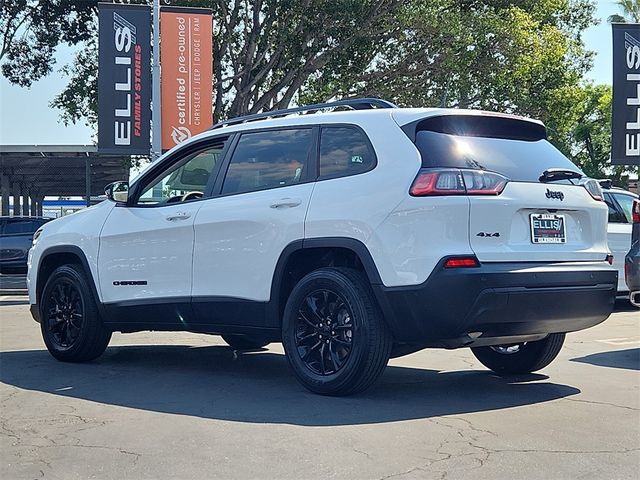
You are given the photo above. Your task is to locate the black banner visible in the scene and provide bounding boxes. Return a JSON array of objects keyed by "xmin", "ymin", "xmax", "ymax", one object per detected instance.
[
  {"xmin": 612, "ymin": 23, "xmax": 640, "ymax": 166},
  {"xmin": 98, "ymin": 3, "xmax": 151, "ymax": 155}
]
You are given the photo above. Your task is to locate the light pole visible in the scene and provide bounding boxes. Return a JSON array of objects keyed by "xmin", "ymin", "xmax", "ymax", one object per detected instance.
[{"xmin": 151, "ymin": 0, "xmax": 161, "ymax": 161}]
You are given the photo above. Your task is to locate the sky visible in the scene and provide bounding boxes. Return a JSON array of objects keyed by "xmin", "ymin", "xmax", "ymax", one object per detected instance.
[{"xmin": 0, "ymin": 0, "xmax": 618, "ymax": 146}]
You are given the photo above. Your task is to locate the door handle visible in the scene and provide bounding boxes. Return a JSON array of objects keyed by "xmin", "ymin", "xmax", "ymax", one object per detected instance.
[
  {"xmin": 270, "ymin": 198, "xmax": 302, "ymax": 209},
  {"xmin": 165, "ymin": 212, "xmax": 191, "ymax": 221}
]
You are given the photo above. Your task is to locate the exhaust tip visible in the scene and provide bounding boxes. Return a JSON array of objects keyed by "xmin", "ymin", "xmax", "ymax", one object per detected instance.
[{"xmin": 630, "ymin": 291, "xmax": 640, "ymax": 308}]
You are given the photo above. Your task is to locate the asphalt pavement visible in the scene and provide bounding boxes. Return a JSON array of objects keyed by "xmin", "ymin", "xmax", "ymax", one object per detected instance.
[{"xmin": 1, "ymin": 297, "xmax": 638, "ymax": 479}]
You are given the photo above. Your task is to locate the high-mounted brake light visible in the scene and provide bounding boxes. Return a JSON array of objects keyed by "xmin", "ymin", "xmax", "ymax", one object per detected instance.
[
  {"xmin": 632, "ymin": 199, "xmax": 640, "ymax": 224},
  {"xmin": 444, "ymin": 257, "xmax": 480, "ymax": 268},
  {"xmin": 410, "ymin": 169, "xmax": 507, "ymax": 196}
]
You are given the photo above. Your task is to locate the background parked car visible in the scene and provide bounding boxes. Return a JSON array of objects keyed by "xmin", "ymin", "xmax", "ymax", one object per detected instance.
[
  {"xmin": 601, "ymin": 182, "xmax": 639, "ymax": 294},
  {"xmin": 0, "ymin": 217, "xmax": 51, "ymax": 274},
  {"xmin": 625, "ymin": 198, "xmax": 640, "ymax": 307}
]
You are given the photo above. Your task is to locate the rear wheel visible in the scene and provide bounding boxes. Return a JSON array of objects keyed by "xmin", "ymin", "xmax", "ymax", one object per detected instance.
[
  {"xmin": 40, "ymin": 264, "xmax": 111, "ymax": 362},
  {"xmin": 221, "ymin": 334, "xmax": 269, "ymax": 350},
  {"xmin": 471, "ymin": 333, "xmax": 565, "ymax": 375},
  {"xmin": 282, "ymin": 267, "xmax": 392, "ymax": 396}
]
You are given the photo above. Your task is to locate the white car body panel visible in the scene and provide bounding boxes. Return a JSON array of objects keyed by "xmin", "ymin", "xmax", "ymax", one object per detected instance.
[
  {"xmin": 608, "ymin": 222, "xmax": 632, "ymax": 292},
  {"xmin": 602, "ymin": 189, "xmax": 637, "ymax": 293},
  {"xmin": 27, "ymin": 201, "xmax": 115, "ymax": 304},
  {"xmin": 192, "ymin": 183, "xmax": 314, "ymax": 302},
  {"xmin": 97, "ymin": 202, "xmax": 202, "ymax": 303},
  {"xmin": 304, "ymin": 115, "xmax": 423, "ymax": 286},
  {"xmin": 372, "ymin": 196, "xmax": 473, "ymax": 285},
  {"xmin": 468, "ymin": 182, "xmax": 609, "ymax": 263}
]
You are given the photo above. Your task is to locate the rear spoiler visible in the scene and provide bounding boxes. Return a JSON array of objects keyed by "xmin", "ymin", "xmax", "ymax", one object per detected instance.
[{"xmin": 400, "ymin": 113, "xmax": 547, "ymax": 143}]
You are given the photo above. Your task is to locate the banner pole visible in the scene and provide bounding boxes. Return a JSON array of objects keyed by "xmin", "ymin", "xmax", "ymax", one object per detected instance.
[{"xmin": 151, "ymin": 0, "xmax": 161, "ymax": 161}]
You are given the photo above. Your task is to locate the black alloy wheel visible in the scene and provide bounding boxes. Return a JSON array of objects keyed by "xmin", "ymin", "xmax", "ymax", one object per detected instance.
[
  {"xmin": 295, "ymin": 288, "xmax": 354, "ymax": 376},
  {"xmin": 471, "ymin": 333, "xmax": 566, "ymax": 375},
  {"xmin": 282, "ymin": 267, "xmax": 392, "ymax": 396},
  {"xmin": 45, "ymin": 279, "xmax": 84, "ymax": 349},
  {"xmin": 40, "ymin": 264, "xmax": 111, "ymax": 362}
]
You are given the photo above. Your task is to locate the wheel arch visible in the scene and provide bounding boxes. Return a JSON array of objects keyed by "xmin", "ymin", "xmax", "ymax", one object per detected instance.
[
  {"xmin": 36, "ymin": 246, "xmax": 103, "ymax": 318},
  {"xmin": 269, "ymin": 237, "xmax": 383, "ymax": 325}
]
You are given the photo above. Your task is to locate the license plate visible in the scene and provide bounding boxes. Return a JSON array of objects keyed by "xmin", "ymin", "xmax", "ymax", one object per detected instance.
[{"xmin": 530, "ymin": 214, "xmax": 566, "ymax": 244}]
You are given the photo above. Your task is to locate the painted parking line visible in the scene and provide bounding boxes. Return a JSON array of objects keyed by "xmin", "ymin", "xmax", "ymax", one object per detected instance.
[{"xmin": 595, "ymin": 337, "xmax": 640, "ymax": 346}]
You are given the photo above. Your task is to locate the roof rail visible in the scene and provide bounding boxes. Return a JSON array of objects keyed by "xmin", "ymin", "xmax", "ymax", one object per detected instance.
[{"xmin": 210, "ymin": 97, "xmax": 397, "ymax": 130}]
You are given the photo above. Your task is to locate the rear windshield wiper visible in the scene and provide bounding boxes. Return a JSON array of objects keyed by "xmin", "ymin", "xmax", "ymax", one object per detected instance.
[{"xmin": 538, "ymin": 168, "xmax": 583, "ymax": 183}]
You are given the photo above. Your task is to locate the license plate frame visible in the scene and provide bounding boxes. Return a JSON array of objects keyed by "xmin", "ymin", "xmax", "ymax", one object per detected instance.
[{"xmin": 530, "ymin": 213, "xmax": 566, "ymax": 244}]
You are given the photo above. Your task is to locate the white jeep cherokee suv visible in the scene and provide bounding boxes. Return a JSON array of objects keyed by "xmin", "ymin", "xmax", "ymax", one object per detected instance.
[{"xmin": 28, "ymin": 98, "xmax": 617, "ymax": 396}]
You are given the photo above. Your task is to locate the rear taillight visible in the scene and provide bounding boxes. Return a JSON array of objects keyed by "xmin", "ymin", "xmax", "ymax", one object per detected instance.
[
  {"xmin": 444, "ymin": 256, "xmax": 480, "ymax": 268},
  {"xmin": 461, "ymin": 170, "xmax": 508, "ymax": 195},
  {"xmin": 410, "ymin": 169, "xmax": 507, "ymax": 196},
  {"xmin": 580, "ymin": 178, "xmax": 603, "ymax": 201},
  {"xmin": 632, "ymin": 199, "xmax": 640, "ymax": 224}
]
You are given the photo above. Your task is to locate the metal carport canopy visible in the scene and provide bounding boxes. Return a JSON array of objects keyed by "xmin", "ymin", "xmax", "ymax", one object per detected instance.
[{"xmin": 0, "ymin": 145, "xmax": 129, "ymax": 197}]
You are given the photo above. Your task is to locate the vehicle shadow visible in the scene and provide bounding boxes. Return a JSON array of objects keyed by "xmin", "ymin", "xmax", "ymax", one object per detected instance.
[
  {"xmin": 0, "ymin": 345, "xmax": 579, "ymax": 426},
  {"xmin": 571, "ymin": 348, "xmax": 640, "ymax": 371},
  {"xmin": 614, "ymin": 297, "xmax": 638, "ymax": 312}
]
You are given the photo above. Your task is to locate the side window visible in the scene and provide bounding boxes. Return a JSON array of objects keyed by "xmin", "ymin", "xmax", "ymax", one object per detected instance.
[
  {"xmin": 222, "ymin": 129, "xmax": 312, "ymax": 195},
  {"xmin": 612, "ymin": 193, "xmax": 635, "ymax": 223},
  {"xmin": 3, "ymin": 219, "xmax": 37, "ymax": 235},
  {"xmin": 136, "ymin": 141, "xmax": 227, "ymax": 205},
  {"xmin": 605, "ymin": 194, "xmax": 626, "ymax": 223},
  {"xmin": 319, "ymin": 126, "xmax": 376, "ymax": 179}
]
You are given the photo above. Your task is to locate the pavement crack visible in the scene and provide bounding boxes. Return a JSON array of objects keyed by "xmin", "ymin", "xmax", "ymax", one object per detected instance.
[
  {"xmin": 378, "ymin": 465, "xmax": 426, "ymax": 480},
  {"xmin": 353, "ymin": 447, "xmax": 373, "ymax": 460},
  {"xmin": 563, "ymin": 397, "xmax": 640, "ymax": 412}
]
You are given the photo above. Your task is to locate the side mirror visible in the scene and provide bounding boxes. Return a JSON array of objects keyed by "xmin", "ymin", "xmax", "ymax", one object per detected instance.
[{"xmin": 105, "ymin": 181, "xmax": 129, "ymax": 203}]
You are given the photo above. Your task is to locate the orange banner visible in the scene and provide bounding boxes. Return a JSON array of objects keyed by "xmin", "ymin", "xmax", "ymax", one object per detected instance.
[{"xmin": 160, "ymin": 7, "xmax": 213, "ymax": 151}]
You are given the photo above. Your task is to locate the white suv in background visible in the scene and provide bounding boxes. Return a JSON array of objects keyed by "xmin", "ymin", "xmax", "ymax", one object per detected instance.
[
  {"xmin": 27, "ymin": 98, "xmax": 617, "ymax": 396},
  {"xmin": 600, "ymin": 182, "xmax": 639, "ymax": 294}
]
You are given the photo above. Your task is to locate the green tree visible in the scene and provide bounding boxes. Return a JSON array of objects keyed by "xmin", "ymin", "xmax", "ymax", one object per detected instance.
[
  {"xmin": 570, "ymin": 84, "xmax": 627, "ymax": 181},
  {"xmin": 42, "ymin": 0, "xmax": 407, "ymax": 124},
  {"xmin": 0, "ymin": 0, "xmax": 97, "ymax": 86},
  {"xmin": 2, "ymin": 0, "xmax": 599, "ymax": 164},
  {"xmin": 301, "ymin": 0, "xmax": 597, "ymax": 156},
  {"xmin": 607, "ymin": 0, "xmax": 640, "ymax": 23}
]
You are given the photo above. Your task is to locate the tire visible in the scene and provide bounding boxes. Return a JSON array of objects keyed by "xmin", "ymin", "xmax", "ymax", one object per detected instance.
[
  {"xmin": 282, "ymin": 267, "xmax": 392, "ymax": 396},
  {"xmin": 40, "ymin": 264, "xmax": 111, "ymax": 362},
  {"xmin": 471, "ymin": 333, "xmax": 566, "ymax": 375},
  {"xmin": 222, "ymin": 334, "xmax": 269, "ymax": 350}
]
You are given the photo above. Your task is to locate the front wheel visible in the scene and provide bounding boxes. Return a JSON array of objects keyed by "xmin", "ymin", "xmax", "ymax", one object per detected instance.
[
  {"xmin": 282, "ymin": 267, "xmax": 392, "ymax": 396},
  {"xmin": 40, "ymin": 264, "xmax": 111, "ymax": 362},
  {"xmin": 471, "ymin": 333, "xmax": 565, "ymax": 375}
]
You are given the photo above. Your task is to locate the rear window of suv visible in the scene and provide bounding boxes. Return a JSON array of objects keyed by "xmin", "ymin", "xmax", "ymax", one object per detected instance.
[
  {"xmin": 413, "ymin": 116, "xmax": 583, "ymax": 182},
  {"xmin": 319, "ymin": 126, "xmax": 376, "ymax": 179}
]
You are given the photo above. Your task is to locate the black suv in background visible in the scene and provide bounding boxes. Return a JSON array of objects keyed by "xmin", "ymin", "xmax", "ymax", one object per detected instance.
[
  {"xmin": 626, "ymin": 199, "xmax": 640, "ymax": 307},
  {"xmin": 0, "ymin": 217, "xmax": 51, "ymax": 274}
]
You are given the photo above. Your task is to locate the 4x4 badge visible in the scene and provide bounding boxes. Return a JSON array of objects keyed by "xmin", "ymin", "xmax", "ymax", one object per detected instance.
[{"xmin": 545, "ymin": 189, "xmax": 564, "ymax": 201}]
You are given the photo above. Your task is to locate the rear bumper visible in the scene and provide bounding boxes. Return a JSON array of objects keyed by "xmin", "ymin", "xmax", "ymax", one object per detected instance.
[{"xmin": 373, "ymin": 260, "xmax": 617, "ymax": 347}]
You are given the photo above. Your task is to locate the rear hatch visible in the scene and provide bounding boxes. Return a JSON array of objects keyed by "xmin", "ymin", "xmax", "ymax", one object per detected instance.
[{"xmin": 402, "ymin": 112, "xmax": 609, "ymax": 263}]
